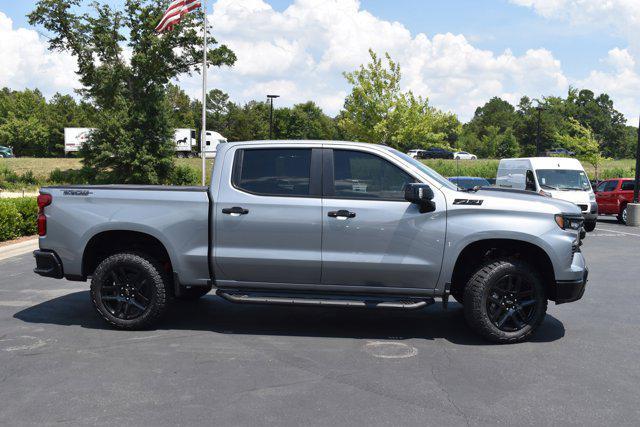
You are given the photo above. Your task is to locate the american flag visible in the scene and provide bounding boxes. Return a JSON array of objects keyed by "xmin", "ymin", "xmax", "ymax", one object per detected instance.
[{"xmin": 155, "ymin": 0, "xmax": 202, "ymax": 33}]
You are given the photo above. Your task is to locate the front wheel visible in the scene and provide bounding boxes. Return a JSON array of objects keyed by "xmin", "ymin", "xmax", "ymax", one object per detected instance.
[
  {"xmin": 90, "ymin": 252, "xmax": 172, "ymax": 329},
  {"xmin": 584, "ymin": 220, "xmax": 596, "ymax": 232},
  {"xmin": 463, "ymin": 259, "xmax": 547, "ymax": 344},
  {"xmin": 618, "ymin": 206, "xmax": 628, "ymax": 224}
]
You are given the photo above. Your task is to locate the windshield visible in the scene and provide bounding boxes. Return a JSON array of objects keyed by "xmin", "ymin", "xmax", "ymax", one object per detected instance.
[
  {"xmin": 536, "ymin": 169, "xmax": 591, "ymax": 191},
  {"xmin": 388, "ymin": 148, "xmax": 457, "ymax": 190}
]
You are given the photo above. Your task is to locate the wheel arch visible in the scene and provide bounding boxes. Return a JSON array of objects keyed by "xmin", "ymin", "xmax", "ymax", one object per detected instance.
[
  {"xmin": 450, "ymin": 238, "xmax": 556, "ymax": 300},
  {"xmin": 82, "ymin": 230, "xmax": 173, "ymax": 279}
]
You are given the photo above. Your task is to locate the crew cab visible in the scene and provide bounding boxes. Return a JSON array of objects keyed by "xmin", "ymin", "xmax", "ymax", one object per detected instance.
[
  {"xmin": 34, "ymin": 141, "xmax": 588, "ymax": 343},
  {"xmin": 595, "ymin": 178, "xmax": 636, "ymax": 224}
]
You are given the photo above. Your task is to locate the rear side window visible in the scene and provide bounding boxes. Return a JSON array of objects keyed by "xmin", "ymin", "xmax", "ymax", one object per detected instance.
[
  {"xmin": 233, "ymin": 149, "xmax": 311, "ymax": 196},
  {"xmin": 621, "ymin": 181, "xmax": 636, "ymax": 191},
  {"xmin": 332, "ymin": 150, "xmax": 413, "ymax": 200}
]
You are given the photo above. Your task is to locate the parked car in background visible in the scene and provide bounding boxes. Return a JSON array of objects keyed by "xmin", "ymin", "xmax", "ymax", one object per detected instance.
[
  {"xmin": 0, "ymin": 145, "xmax": 14, "ymax": 158},
  {"xmin": 407, "ymin": 149, "xmax": 426, "ymax": 159},
  {"xmin": 453, "ymin": 151, "xmax": 477, "ymax": 160},
  {"xmin": 545, "ymin": 148, "xmax": 575, "ymax": 157},
  {"xmin": 448, "ymin": 176, "xmax": 491, "ymax": 190},
  {"xmin": 496, "ymin": 157, "xmax": 598, "ymax": 231},
  {"xmin": 421, "ymin": 147, "xmax": 454, "ymax": 159},
  {"xmin": 595, "ymin": 178, "xmax": 637, "ymax": 224}
]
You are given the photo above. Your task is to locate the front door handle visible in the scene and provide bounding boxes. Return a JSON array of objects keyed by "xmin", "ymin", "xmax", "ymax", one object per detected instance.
[
  {"xmin": 222, "ymin": 206, "xmax": 249, "ymax": 216},
  {"xmin": 328, "ymin": 210, "xmax": 356, "ymax": 219}
]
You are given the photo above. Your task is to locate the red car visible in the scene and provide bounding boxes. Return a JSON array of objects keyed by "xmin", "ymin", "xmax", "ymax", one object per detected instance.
[{"xmin": 595, "ymin": 179, "xmax": 637, "ymax": 224}]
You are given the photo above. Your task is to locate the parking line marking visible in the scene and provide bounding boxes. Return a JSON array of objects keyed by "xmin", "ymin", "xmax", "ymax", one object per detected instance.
[{"xmin": 596, "ymin": 227, "xmax": 640, "ymax": 237}]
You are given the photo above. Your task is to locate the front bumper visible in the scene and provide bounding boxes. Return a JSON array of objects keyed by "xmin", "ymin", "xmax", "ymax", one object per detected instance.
[
  {"xmin": 582, "ymin": 202, "xmax": 598, "ymax": 221},
  {"xmin": 33, "ymin": 250, "xmax": 64, "ymax": 279},
  {"xmin": 555, "ymin": 269, "xmax": 588, "ymax": 304}
]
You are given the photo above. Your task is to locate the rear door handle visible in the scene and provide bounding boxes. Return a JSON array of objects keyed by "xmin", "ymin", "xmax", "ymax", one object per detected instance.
[
  {"xmin": 328, "ymin": 210, "xmax": 356, "ymax": 219},
  {"xmin": 222, "ymin": 206, "xmax": 249, "ymax": 216}
]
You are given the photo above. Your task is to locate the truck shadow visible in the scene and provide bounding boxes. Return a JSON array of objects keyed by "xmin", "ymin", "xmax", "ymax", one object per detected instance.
[{"xmin": 14, "ymin": 291, "xmax": 565, "ymax": 345}]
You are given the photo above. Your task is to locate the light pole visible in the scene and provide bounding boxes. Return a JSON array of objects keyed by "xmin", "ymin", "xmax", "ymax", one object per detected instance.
[
  {"xmin": 535, "ymin": 104, "xmax": 544, "ymax": 157},
  {"xmin": 267, "ymin": 94, "xmax": 279, "ymax": 139},
  {"xmin": 628, "ymin": 115, "xmax": 640, "ymax": 226}
]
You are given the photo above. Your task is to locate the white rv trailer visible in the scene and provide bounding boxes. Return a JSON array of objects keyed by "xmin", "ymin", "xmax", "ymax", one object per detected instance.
[{"xmin": 64, "ymin": 127, "xmax": 227, "ymax": 157}]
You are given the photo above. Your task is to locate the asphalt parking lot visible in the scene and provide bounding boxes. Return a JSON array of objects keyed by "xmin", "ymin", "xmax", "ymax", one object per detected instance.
[{"xmin": 1, "ymin": 218, "xmax": 639, "ymax": 426}]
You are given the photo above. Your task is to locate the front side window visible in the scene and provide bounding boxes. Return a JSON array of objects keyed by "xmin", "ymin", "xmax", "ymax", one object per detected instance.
[
  {"xmin": 603, "ymin": 180, "xmax": 618, "ymax": 192},
  {"xmin": 332, "ymin": 150, "xmax": 413, "ymax": 200},
  {"xmin": 234, "ymin": 149, "xmax": 311, "ymax": 196},
  {"xmin": 596, "ymin": 181, "xmax": 608, "ymax": 192}
]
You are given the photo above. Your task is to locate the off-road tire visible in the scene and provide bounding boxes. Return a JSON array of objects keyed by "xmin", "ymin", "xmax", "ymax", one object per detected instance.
[
  {"xmin": 176, "ymin": 285, "xmax": 212, "ymax": 301},
  {"xmin": 90, "ymin": 252, "xmax": 172, "ymax": 329},
  {"xmin": 463, "ymin": 259, "xmax": 547, "ymax": 344},
  {"xmin": 584, "ymin": 221, "xmax": 596, "ymax": 232}
]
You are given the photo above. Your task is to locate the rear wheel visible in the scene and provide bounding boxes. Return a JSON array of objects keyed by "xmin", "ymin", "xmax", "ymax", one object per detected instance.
[
  {"xmin": 90, "ymin": 252, "xmax": 172, "ymax": 329},
  {"xmin": 584, "ymin": 220, "xmax": 596, "ymax": 232},
  {"xmin": 464, "ymin": 259, "xmax": 547, "ymax": 344}
]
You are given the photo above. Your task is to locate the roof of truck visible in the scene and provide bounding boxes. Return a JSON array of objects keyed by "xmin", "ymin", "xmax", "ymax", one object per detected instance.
[
  {"xmin": 499, "ymin": 157, "xmax": 585, "ymax": 171},
  {"xmin": 221, "ymin": 140, "xmax": 396, "ymax": 152}
]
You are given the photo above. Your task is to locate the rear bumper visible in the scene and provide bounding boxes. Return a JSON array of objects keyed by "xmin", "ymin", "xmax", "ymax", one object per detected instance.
[
  {"xmin": 33, "ymin": 250, "xmax": 64, "ymax": 279},
  {"xmin": 555, "ymin": 269, "xmax": 588, "ymax": 304}
]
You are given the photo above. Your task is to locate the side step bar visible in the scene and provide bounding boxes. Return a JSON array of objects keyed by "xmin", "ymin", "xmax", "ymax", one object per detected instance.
[{"xmin": 216, "ymin": 290, "xmax": 435, "ymax": 310}]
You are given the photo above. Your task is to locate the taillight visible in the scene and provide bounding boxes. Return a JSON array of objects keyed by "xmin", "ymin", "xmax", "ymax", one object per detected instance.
[{"xmin": 37, "ymin": 194, "xmax": 52, "ymax": 236}]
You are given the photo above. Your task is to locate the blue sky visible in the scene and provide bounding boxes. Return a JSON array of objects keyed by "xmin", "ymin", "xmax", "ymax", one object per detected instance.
[{"xmin": 1, "ymin": 0, "xmax": 638, "ymax": 122}]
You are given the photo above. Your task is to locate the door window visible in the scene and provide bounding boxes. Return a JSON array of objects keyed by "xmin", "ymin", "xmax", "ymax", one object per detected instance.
[
  {"xmin": 621, "ymin": 181, "xmax": 636, "ymax": 191},
  {"xmin": 331, "ymin": 150, "xmax": 413, "ymax": 200},
  {"xmin": 603, "ymin": 180, "xmax": 618, "ymax": 192},
  {"xmin": 233, "ymin": 149, "xmax": 312, "ymax": 196}
]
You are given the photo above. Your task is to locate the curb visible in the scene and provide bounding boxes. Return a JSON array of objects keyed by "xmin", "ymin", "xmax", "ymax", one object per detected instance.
[{"xmin": 0, "ymin": 237, "xmax": 39, "ymax": 261}]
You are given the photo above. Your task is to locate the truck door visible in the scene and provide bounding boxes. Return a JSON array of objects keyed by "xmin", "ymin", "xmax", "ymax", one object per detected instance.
[
  {"xmin": 214, "ymin": 146, "xmax": 322, "ymax": 285},
  {"xmin": 321, "ymin": 148, "xmax": 447, "ymax": 289}
]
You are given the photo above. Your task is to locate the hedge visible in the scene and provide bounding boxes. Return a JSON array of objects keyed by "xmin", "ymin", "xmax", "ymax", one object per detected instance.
[{"xmin": 0, "ymin": 197, "xmax": 37, "ymax": 242}]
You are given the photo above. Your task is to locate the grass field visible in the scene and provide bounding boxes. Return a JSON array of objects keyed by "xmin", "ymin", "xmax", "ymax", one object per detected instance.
[{"xmin": 1, "ymin": 156, "xmax": 637, "ymax": 190}]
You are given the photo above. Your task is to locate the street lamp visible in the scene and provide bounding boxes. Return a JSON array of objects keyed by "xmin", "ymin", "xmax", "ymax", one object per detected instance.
[
  {"xmin": 535, "ymin": 102, "xmax": 544, "ymax": 157},
  {"xmin": 267, "ymin": 94, "xmax": 279, "ymax": 139}
]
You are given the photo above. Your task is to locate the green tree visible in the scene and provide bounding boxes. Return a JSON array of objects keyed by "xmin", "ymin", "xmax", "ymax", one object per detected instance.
[
  {"xmin": 340, "ymin": 49, "xmax": 460, "ymax": 149},
  {"xmin": 554, "ymin": 118, "xmax": 604, "ymax": 179},
  {"xmin": 166, "ymin": 83, "xmax": 195, "ymax": 129},
  {"xmin": 29, "ymin": 0, "xmax": 235, "ymax": 183}
]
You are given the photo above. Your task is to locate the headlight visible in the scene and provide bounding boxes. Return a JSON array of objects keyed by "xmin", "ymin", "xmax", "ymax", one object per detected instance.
[
  {"xmin": 555, "ymin": 214, "xmax": 584, "ymax": 230},
  {"xmin": 589, "ymin": 192, "xmax": 595, "ymax": 201}
]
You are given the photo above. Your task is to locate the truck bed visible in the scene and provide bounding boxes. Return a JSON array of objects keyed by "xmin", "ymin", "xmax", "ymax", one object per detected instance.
[{"xmin": 39, "ymin": 185, "xmax": 211, "ymax": 286}]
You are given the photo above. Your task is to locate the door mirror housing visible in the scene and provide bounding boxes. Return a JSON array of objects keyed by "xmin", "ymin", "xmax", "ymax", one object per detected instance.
[{"xmin": 404, "ymin": 183, "xmax": 436, "ymax": 213}]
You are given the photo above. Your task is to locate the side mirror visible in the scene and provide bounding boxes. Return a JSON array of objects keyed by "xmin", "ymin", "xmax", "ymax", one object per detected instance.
[{"xmin": 404, "ymin": 183, "xmax": 436, "ymax": 213}]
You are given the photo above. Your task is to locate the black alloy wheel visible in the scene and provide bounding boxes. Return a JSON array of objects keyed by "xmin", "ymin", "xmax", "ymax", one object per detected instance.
[
  {"xmin": 485, "ymin": 273, "xmax": 538, "ymax": 332},
  {"xmin": 100, "ymin": 265, "xmax": 153, "ymax": 320}
]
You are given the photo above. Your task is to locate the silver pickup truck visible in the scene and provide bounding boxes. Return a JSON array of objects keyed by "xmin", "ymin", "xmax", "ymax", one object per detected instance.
[{"xmin": 34, "ymin": 140, "xmax": 588, "ymax": 343}]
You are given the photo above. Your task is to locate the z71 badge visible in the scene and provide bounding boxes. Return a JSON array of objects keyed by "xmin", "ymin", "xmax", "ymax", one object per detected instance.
[{"xmin": 453, "ymin": 199, "xmax": 483, "ymax": 206}]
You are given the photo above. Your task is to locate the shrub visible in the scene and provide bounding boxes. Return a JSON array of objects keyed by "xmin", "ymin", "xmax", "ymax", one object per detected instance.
[
  {"xmin": 48, "ymin": 168, "xmax": 91, "ymax": 185},
  {"xmin": 0, "ymin": 200, "xmax": 21, "ymax": 241},
  {"xmin": 0, "ymin": 197, "xmax": 37, "ymax": 242},
  {"xmin": 169, "ymin": 165, "xmax": 199, "ymax": 186}
]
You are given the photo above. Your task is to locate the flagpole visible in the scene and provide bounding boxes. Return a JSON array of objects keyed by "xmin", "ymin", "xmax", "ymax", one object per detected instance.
[{"xmin": 200, "ymin": 1, "xmax": 208, "ymax": 186}]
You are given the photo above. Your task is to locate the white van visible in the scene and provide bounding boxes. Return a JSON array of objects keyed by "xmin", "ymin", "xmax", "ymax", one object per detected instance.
[{"xmin": 496, "ymin": 157, "xmax": 598, "ymax": 231}]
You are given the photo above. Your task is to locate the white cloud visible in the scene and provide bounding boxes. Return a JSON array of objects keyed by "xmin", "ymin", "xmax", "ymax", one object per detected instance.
[
  {"xmin": 0, "ymin": 12, "xmax": 78, "ymax": 97},
  {"xmin": 205, "ymin": 0, "xmax": 577, "ymax": 120},
  {"xmin": 510, "ymin": 0, "xmax": 640, "ymax": 121}
]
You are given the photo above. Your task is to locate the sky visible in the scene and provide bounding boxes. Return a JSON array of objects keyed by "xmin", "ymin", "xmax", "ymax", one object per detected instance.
[{"xmin": 1, "ymin": 0, "xmax": 639, "ymax": 123}]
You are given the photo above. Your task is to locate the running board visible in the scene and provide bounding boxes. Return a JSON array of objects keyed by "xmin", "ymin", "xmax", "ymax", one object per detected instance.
[{"xmin": 216, "ymin": 290, "xmax": 435, "ymax": 310}]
